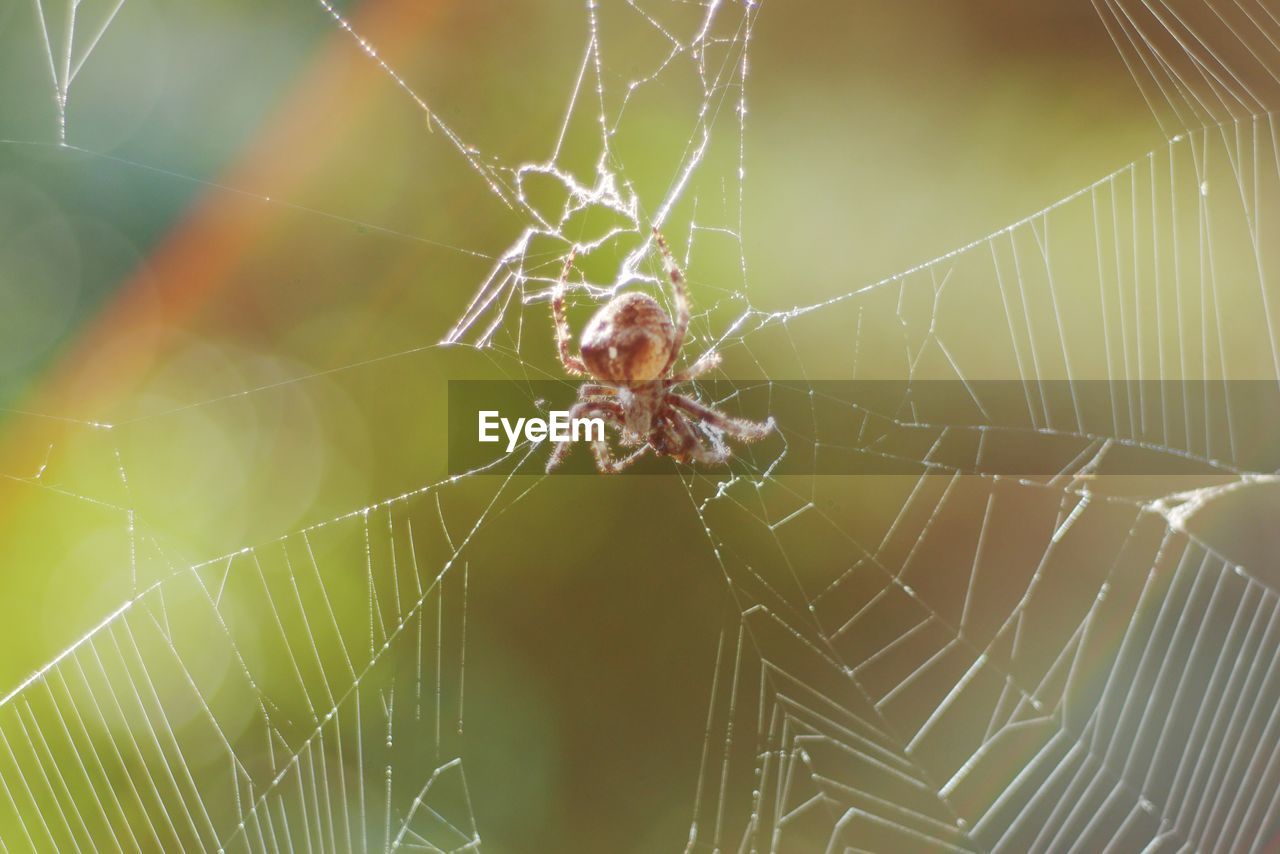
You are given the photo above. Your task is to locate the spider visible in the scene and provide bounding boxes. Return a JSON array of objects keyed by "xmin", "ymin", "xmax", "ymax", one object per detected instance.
[{"xmin": 546, "ymin": 227, "xmax": 775, "ymax": 474}]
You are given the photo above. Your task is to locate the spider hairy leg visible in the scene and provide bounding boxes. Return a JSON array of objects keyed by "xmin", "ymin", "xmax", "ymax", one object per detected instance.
[
  {"xmin": 545, "ymin": 400, "xmax": 636, "ymax": 474},
  {"xmin": 672, "ymin": 351, "xmax": 721, "ymax": 383},
  {"xmin": 664, "ymin": 412, "xmax": 731, "ymax": 466},
  {"xmin": 597, "ymin": 445, "xmax": 650, "ymax": 473},
  {"xmin": 670, "ymin": 393, "xmax": 775, "ymax": 443},
  {"xmin": 552, "ymin": 247, "xmax": 588, "ymax": 376},
  {"xmin": 651, "ymin": 227, "xmax": 690, "ymax": 376}
]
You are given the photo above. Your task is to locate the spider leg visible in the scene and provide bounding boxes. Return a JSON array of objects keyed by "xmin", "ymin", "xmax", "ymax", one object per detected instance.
[
  {"xmin": 652, "ymin": 227, "xmax": 690, "ymax": 377},
  {"xmin": 671, "ymin": 351, "xmax": 721, "ymax": 383},
  {"xmin": 587, "ymin": 410, "xmax": 650, "ymax": 472},
  {"xmin": 545, "ymin": 400, "xmax": 644, "ymax": 474},
  {"xmin": 669, "ymin": 393, "xmax": 775, "ymax": 443},
  {"xmin": 664, "ymin": 411, "xmax": 731, "ymax": 466},
  {"xmin": 601, "ymin": 444, "xmax": 650, "ymax": 473},
  {"xmin": 552, "ymin": 248, "xmax": 588, "ymax": 376},
  {"xmin": 546, "ymin": 399, "xmax": 620, "ymax": 472},
  {"xmin": 579, "ymin": 384, "xmax": 649, "ymax": 445}
]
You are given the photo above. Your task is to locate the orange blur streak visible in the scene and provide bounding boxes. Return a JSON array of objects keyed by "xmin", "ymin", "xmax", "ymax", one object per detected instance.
[{"xmin": 0, "ymin": 0, "xmax": 443, "ymax": 465}]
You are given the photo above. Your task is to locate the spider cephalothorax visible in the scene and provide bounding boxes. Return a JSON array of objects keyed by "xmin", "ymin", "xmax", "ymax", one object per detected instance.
[{"xmin": 546, "ymin": 228, "xmax": 775, "ymax": 474}]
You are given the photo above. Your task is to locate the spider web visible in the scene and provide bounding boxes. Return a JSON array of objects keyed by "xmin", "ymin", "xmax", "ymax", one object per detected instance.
[{"xmin": 1, "ymin": 0, "xmax": 1280, "ymax": 852}]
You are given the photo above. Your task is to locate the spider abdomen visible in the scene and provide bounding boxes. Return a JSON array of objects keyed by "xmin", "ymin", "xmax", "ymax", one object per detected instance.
[{"xmin": 580, "ymin": 292, "xmax": 675, "ymax": 383}]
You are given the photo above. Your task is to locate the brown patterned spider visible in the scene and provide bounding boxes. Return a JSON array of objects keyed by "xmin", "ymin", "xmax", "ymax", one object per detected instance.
[{"xmin": 546, "ymin": 227, "xmax": 775, "ymax": 474}]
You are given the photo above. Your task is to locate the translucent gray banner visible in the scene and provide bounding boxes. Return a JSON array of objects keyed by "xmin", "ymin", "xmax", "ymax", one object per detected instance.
[{"xmin": 448, "ymin": 380, "xmax": 1280, "ymax": 476}]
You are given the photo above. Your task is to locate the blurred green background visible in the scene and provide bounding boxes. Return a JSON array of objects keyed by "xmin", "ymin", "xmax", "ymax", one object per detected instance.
[{"xmin": 0, "ymin": 0, "xmax": 1200, "ymax": 851}]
